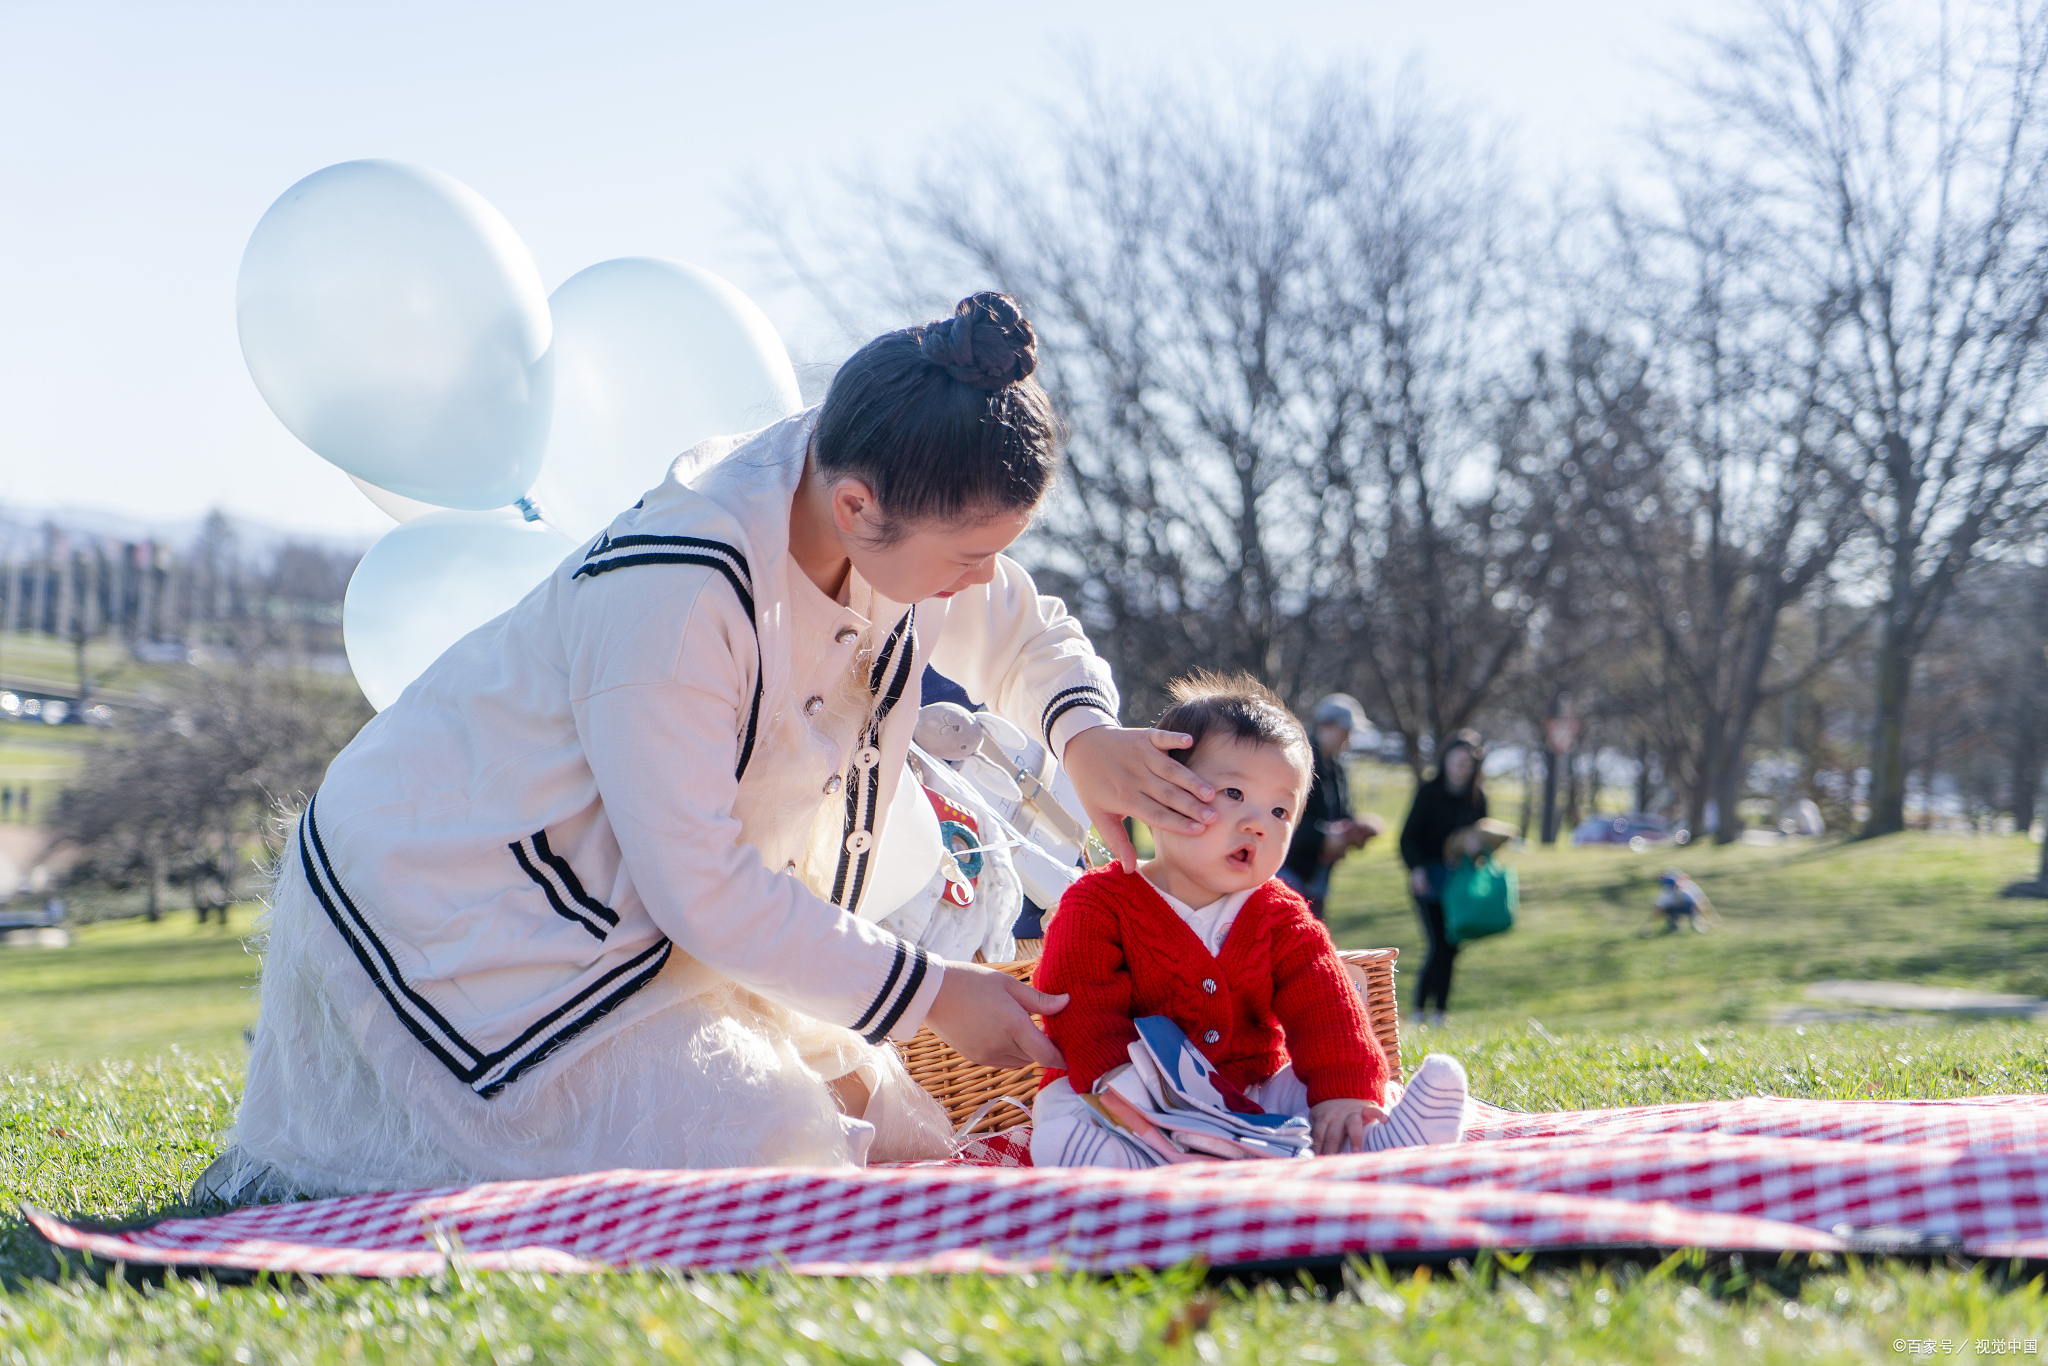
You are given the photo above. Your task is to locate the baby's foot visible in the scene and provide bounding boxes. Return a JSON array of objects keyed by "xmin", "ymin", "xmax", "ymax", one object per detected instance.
[{"xmin": 1362, "ymin": 1053, "xmax": 1469, "ymax": 1151}]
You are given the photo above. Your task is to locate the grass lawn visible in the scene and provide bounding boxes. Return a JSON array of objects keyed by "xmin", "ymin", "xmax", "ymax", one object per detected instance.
[
  {"xmin": 1324, "ymin": 827, "xmax": 2047, "ymax": 1028},
  {"xmin": 0, "ymin": 722, "xmax": 100, "ymax": 831},
  {"xmin": 0, "ymin": 630, "xmax": 163, "ymax": 704},
  {"xmin": 3, "ymin": 834, "xmax": 2047, "ymax": 1362},
  {"xmin": 0, "ymin": 914, "xmax": 262, "ymax": 1066}
]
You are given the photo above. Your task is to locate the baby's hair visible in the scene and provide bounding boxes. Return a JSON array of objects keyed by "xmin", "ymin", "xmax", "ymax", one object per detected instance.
[{"xmin": 1154, "ymin": 671, "xmax": 1312, "ymax": 777}]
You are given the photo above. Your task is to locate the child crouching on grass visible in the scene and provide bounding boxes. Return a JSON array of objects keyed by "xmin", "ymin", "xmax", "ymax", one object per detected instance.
[{"xmin": 1032, "ymin": 671, "xmax": 1470, "ymax": 1168}]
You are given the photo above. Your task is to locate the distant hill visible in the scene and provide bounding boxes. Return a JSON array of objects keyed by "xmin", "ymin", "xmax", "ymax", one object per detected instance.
[{"xmin": 0, "ymin": 505, "xmax": 375, "ymax": 559}]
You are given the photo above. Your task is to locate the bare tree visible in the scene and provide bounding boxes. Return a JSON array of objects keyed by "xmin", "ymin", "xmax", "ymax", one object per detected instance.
[
  {"xmin": 1683, "ymin": 0, "xmax": 2048, "ymax": 835},
  {"xmin": 1557, "ymin": 175, "xmax": 1863, "ymax": 839},
  {"xmin": 754, "ymin": 65, "xmax": 1553, "ymax": 741},
  {"xmin": 56, "ymin": 668, "xmax": 370, "ymax": 919},
  {"xmin": 1308, "ymin": 110, "xmax": 1569, "ymax": 772}
]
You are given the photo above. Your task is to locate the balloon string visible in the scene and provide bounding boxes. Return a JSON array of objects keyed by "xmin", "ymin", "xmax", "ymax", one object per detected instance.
[{"xmin": 514, "ymin": 495, "xmax": 546, "ymax": 523}]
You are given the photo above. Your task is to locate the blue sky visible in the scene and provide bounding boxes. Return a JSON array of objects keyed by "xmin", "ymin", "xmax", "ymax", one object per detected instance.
[{"xmin": 0, "ymin": 0, "xmax": 1704, "ymax": 540}]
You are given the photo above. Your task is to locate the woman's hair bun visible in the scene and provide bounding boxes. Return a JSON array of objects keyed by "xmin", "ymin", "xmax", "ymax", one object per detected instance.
[{"xmin": 917, "ymin": 291, "xmax": 1038, "ymax": 390}]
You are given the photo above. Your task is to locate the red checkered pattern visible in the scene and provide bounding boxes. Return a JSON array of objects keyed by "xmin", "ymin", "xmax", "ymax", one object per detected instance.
[{"xmin": 26, "ymin": 1095, "xmax": 2048, "ymax": 1276}]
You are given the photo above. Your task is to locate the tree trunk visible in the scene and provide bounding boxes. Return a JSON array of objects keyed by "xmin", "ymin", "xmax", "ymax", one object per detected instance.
[
  {"xmin": 1711, "ymin": 746, "xmax": 1747, "ymax": 844},
  {"xmin": 1519, "ymin": 749, "xmax": 1535, "ymax": 838},
  {"xmin": 1691, "ymin": 702, "xmax": 1730, "ymax": 839},
  {"xmin": 1865, "ymin": 611, "xmax": 1913, "ymax": 836},
  {"xmin": 1710, "ymin": 705, "xmax": 1759, "ymax": 845},
  {"xmin": 1541, "ymin": 747, "xmax": 1561, "ymax": 845},
  {"xmin": 2012, "ymin": 749, "xmax": 2041, "ymax": 835}
]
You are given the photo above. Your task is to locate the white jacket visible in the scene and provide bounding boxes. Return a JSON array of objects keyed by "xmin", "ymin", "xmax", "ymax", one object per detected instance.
[{"xmin": 301, "ymin": 411, "xmax": 1118, "ymax": 1100}]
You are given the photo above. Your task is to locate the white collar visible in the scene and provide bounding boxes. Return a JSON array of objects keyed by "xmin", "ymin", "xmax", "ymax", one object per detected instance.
[{"xmin": 1141, "ymin": 871, "xmax": 1256, "ymax": 940}]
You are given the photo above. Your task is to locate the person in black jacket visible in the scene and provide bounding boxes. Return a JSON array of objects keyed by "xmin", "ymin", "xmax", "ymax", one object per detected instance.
[
  {"xmin": 1279, "ymin": 694, "xmax": 1386, "ymax": 920},
  {"xmin": 1399, "ymin": 731, "xmax": 1487, "ymax": 1025}
]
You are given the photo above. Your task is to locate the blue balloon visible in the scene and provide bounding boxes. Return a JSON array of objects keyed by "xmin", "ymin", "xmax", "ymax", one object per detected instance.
[
  {"xmin": 238, "ymin": 161, "xmax": 554, "ymax": 510},
  {"xmin": 343, "ymin": 510, "xmax": 574, "ymax": 710},
  {"xmin": 526, "ymin": 258, "xmax": 801, "ymax": 541}
]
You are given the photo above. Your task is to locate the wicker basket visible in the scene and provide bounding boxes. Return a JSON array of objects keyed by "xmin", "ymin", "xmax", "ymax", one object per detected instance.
[{"xmin": 898, "ymin": 947, "xmax": 1402, "ymax": 1135}]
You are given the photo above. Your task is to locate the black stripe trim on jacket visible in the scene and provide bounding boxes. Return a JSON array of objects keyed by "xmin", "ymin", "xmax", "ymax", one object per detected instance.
[
  {"xmin": 571, "ymin": 551, "xmax": 754, "ymax": 618},
  {"xmin": 301, "ymin": 797, "xmax": 674, "ymax": 1099},
  {"xmin": 299, "ymin": 801, "xmax": 487, "ymax": 1074},
  {"xmin": 473, "ymin": 938, "xmax": 673, "ymax": 1097},
  {"xmin": 509, "ymin": 834, "xmax": 616, "ymax": 941},
  {"xmin": 831, "ymin": 611, "xmax": 917, "ymax": 913},
  {"xmin": 829, "ymin": 610, "xmax": 913, "ymax": 907},
  {"xmin": 587, "ymin": 531, "xmax": 751, "ymax": 558},
  {"xmin": 581, "ymin": 532, "xmax": 755, "ymax": 597},
  {"xmin": 867, "ymin": 610, "xmax": 913, "ymax": 693},
  {"xmin": 873, "ymin": 612, "xmax": 918, "ymax": 727},
  {"xmin": 830, "ymin": 617, "xmax": 904, "ymax": 903},
  {"xmin": 862, "ymin": 946, "xmax": 930, "ymax": 1044},
  {"xmin": 1040, "ymin": 685, "xmax": 1116, "ymax": 748},
  {"xmin": 570, "ymin": 538, "xmax": 763, "ymax": 781},
  {"xmin": 829, "ymin": 772, "xmax": 862, "ymax": 906},
  {"xmin": 850, "ymin": 941, "xmax": 908, "ymax": 1035},
  {"xmin": 1043, "ymin": 694, "xmax": 1115, "ymax": 749},
  {"xmin": 844, "ymin": 616, "xmax": 917, "ymax": 913},
  {"xmin": 529, "ymin": 830, "xmax": 620, "ymax": 926}
]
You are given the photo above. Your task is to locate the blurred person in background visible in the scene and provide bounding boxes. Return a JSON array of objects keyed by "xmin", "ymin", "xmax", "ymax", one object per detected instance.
[
  {"xmin": 1399, "ymin": 731, "xmax": 1487, "ymax": 1026},
  {"xmin": 1279, "ymin": 694, "xmax": 1385, "ymax": 921}
]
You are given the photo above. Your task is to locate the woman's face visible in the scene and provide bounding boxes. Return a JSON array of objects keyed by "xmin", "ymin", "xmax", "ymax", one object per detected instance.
[
  {"xmin": 1315, "ymin": 721, "xmax": 1352, "ymax": 757},
  {"xmin": 1444, "ymin": 746, "xmax": 1476, "ymax": 790},
  {"xmin": 834, "ymin": 481, "xmax": 1036, "ymax": 603}
]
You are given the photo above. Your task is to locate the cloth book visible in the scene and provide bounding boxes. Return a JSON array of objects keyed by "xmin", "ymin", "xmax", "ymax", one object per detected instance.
[{"xmin": 1078, "ymin": 1016, "xmax": 1313, "ymax": 1167}]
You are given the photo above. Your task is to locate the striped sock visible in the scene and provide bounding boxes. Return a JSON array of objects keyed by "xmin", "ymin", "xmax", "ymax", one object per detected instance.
[
  {"xmin": 1363, "ymin": 1053, "xmax": 1469, "ymax": 1151},
  {"xmin": 1036, "ymin": 1116, "xmax": 1158, "ymax": 1169}
]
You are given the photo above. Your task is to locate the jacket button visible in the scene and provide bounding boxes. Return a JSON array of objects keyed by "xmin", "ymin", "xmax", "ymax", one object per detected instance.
[
  {"xmin": 1203, "ymin": 1030, "xmax": 1220, "ymax": 1044},
  {"xmin": 845, "ymin": 831, "xmax": 874, "ymax": 855},
  {"xmin": 1202, "ymin": 978, "xmax": 1217, "ymax": 994},
  {"xmin": 835, "ymin": 627, "xmax": 860, "ymax": 645},
  {"xmin": 804, "ymin": 696, "xmax": 825, "ymax": 717},
  {"xmin": 823, "ymin": 775, "xmax": 843, "ymax": 795},
  {"xmin": 854, "ymin": 745, "xmax": 881, "ymax": 770}
]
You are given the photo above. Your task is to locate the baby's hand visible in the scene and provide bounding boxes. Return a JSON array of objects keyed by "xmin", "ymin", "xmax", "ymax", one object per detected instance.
[{"xmin": 1309, "ymin": 1097, "xmax": 1388, "ymax": 1155}]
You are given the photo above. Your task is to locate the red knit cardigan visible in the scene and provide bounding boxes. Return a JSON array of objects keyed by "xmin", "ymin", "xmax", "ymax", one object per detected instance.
[{"xmin": 1035, "ymin": 866, "xmax": 1390, "ymax": 1107}]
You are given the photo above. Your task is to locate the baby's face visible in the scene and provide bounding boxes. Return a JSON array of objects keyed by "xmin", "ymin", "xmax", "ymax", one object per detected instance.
[{"xmin": 1149, "ymin": 736, "xmax": 1309, "ymax": 902}]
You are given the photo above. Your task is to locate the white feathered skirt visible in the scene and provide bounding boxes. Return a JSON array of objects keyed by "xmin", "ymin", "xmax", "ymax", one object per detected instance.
[{"xmin": 227, "ymin": 849, "xmax": 956, "ymax": 1198}]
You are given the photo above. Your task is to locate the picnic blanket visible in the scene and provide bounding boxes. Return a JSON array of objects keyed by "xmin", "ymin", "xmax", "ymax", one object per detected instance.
[{"xmin": 27, "ymin": 1096, "xmax": 2048, "ymax": 1276}]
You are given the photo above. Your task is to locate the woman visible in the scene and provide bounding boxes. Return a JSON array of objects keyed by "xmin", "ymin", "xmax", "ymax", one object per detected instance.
[
  {"xmin": 1398, "ymin": 731, "xmax": 1487, "ymax": 1026},
  {"xmin": 201, "ymin": 293, "xmax": 1222, "ymax": 1201}
]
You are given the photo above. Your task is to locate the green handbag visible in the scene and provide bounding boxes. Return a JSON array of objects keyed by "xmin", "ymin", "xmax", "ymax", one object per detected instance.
[{"xmin": 1442, "ymin": 854, "xmax": 1517, "ymax": 944}]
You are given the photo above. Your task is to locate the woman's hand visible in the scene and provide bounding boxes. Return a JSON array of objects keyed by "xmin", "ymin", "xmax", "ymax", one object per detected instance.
[
  {"xmin": 1061, "ymin": 726, "xmax": 1218, "ymax": 873},
  {"xmin": 1309, "ymin": 1097, "xmax": 1388, "ymax": 1156},
  {"xmin": 923, "ymin": 963, "xmax": 1069, "ymax": 1069},
  {"xmin": 1409, "ymin": 866, "xmax": 1431, "ymax": 897}
]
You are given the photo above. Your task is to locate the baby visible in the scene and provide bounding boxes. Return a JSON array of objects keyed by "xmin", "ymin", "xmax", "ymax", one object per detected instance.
[{"xmin": 1033, "ymin": 671, "xmax": 1469, "ymax": 1167}]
